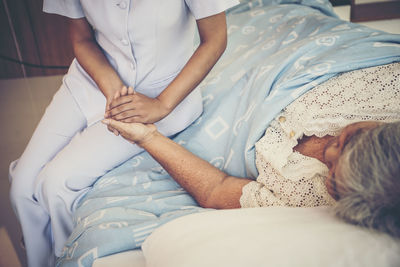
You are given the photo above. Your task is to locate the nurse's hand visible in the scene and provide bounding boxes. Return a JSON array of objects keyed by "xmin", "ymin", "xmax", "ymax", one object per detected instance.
[
  {"xmin": 102, "ymin": 118, "xmax": 157, "ymax": 146},
  {"xmin": 104, "ymin": 85, "xmax": 131, "ymax": 135},
  {"xmin": 106, "ymin": 87, "xmax": 171, "ymax": 123}
]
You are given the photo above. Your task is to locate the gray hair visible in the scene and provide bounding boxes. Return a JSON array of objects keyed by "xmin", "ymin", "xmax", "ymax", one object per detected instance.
[{"xmin": 334, "ymin": 121, "xmax": 400, "ymax": 238}]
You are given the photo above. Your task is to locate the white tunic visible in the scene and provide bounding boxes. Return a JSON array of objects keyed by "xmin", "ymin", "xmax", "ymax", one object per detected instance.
[
  {"xmin": 240, "ymin": 62, "xmax": 400, "ymax": 208},
  {"xmin": 43, "ymin": 0, "xmax": 239, "ymax": 125}
]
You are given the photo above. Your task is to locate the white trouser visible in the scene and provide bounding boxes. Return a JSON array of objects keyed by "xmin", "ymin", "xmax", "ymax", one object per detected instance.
[
  {"xmin": 8, "ymin": 82, "xmax": 202, "ymax": 267},
  {"xmin": 9, "ymin": 86, "xmax": 147, "ymax": 266}
]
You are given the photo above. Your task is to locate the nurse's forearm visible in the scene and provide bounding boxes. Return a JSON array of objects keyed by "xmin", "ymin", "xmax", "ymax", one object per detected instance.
[
  {"xmin": 157, "ymin": 12, "xmax": 228, "ymax": 112},
  {"xmin": 69, "ymin": 18, "xmax": 124, "ymax": 99}
]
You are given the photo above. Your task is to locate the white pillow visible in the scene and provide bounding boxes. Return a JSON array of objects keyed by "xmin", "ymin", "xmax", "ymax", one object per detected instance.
[{"xmin": 142, "ymin": 207, "xmax": 400, "ymax": 267}]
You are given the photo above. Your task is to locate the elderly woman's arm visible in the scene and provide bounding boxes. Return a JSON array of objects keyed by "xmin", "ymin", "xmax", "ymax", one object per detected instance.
[{"xmin": 103, "ymin": 119, "xmax": 252, "ymax": 209}]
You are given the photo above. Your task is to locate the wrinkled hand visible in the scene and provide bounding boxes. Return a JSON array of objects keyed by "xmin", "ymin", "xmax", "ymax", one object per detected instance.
[
  {"xmin": 102, "ymin": 119, "xmax": 157, "ymax": 146},
  {"xmin": 105, "ymin": 86, "xmax": 171, "ymax": 124}
]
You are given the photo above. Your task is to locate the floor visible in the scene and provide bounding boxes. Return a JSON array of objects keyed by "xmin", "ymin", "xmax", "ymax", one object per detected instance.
[
  {"xmin": 0, "ymin": 6, "xmax": 399, "ymax": 267},
  {"xmin": 333, "ymin": 5, "xmax": 400, "ymax": 32},
  {"xmin": 0, "ymin": 76, "xmax": 61, "ymax": 267}
]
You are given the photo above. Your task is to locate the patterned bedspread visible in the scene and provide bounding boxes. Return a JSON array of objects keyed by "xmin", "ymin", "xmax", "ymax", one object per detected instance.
[{"xmin": 58, "ymin": 0, "xmax": 400, "ymax": 266}]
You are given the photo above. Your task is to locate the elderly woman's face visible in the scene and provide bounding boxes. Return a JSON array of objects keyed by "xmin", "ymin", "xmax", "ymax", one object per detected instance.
[{"xmin": 323, "ymin": 121, "xmax": 382, "ymax": 200}]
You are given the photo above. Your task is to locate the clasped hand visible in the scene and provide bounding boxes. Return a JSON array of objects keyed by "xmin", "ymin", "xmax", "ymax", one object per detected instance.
[
  {"xmin": 105, "ymin": 86, "xmax": 170, "ymax": 124},
  {"xmin": 102, "ymin": 118, "xmax": 158, "ymax": 146}
]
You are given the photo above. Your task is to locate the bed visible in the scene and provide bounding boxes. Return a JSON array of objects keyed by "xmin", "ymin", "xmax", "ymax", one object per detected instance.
[{"xmin": 57, "ymin": 0, "xmax": 400, "ymax": 266}]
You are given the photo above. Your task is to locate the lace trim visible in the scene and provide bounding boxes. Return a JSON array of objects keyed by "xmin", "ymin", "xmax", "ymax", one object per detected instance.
[
  {"xmin": 260, "ymin": 62, "xmax": 400, "ymax": 176},
  {"xmin": 239, "ymin": 152, "xmax": 336, "ymax": 208},
  {"xmin": 285, "ymin": 62, "xmax": 400, "ymax": 138}
]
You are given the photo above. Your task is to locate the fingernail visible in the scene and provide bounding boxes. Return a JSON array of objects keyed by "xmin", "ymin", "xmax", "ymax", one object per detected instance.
[{"xmin": 102, "ymin": 119, "xmax": 110, "ymax": 125}]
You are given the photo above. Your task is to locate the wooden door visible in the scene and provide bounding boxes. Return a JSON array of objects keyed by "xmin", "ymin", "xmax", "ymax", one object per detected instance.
[{"xmin": 0, "ymin": 0, "xmax": 73, "ymax": 79}]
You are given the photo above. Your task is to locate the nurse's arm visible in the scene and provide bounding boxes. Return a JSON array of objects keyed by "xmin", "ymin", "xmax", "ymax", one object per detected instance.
[
  {"xmin": 157, "ymin": 12, "xmax": 229, "ymax": 112},
  {"xmin": 102, "ymin": 119, "xmax": 252, "ymax": 209},
  {"xmin": 69, "ymin": 18, "xmax": 124, "ymax": 110}
]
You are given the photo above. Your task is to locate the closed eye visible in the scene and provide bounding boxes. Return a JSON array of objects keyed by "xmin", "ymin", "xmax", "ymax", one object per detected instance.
[{"xmin": 333, "ymin": 139, "xmax": 340, "ymax": 147}]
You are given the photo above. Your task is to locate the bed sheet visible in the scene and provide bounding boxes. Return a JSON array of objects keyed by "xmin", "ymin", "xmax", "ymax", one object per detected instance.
[{"xmin": 57, "ymin": 0, "xmax": 400, "ymax": 266}]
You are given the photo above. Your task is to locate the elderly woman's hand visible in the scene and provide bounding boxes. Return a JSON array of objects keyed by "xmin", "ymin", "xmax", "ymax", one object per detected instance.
[{"xmin": 102, "ymin": 119, "xmax": 157, "ymax": 146}]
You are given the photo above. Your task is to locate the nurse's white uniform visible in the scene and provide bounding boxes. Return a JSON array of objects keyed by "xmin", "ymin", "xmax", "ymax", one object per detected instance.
[{"xmin": 8, "ymin": 0, "xmax": 239, "ymax": 266}]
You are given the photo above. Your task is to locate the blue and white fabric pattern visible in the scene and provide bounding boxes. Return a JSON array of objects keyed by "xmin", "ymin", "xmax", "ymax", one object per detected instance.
[{"xmin": 58, "ymin": 0, "xmax": 400, "ymax": 266}]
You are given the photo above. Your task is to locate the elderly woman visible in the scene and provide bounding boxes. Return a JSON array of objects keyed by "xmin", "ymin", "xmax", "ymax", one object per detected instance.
[{"xmin": 103, "ymin": 63, "xmax": 400, "ymax": 237}]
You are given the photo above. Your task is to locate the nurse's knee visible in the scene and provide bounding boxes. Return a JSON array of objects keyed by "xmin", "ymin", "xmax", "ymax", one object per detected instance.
[{"xmin": 9, "ymin": 161, "xmax": 34, "ymax": 204}]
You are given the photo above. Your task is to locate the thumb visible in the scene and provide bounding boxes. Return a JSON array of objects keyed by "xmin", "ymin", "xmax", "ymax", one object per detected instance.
[
  {"xmin": 114, "ymin": 89, "xmax": 121, "ymax": 100},
  {"xmin": 105, "ymin": 97, "xmax": 112, "ymax": 112}
]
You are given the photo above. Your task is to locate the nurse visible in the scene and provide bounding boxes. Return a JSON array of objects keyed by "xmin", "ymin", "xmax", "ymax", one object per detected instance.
[{"xmin": 8, "ymin": 0, "xmax": 239, "ymax": 266}]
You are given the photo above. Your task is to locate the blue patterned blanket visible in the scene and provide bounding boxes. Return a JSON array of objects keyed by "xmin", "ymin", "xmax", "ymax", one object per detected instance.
[{"xmin": 58, "ymin": 0, "xmax": 400, "ymax": 265}]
